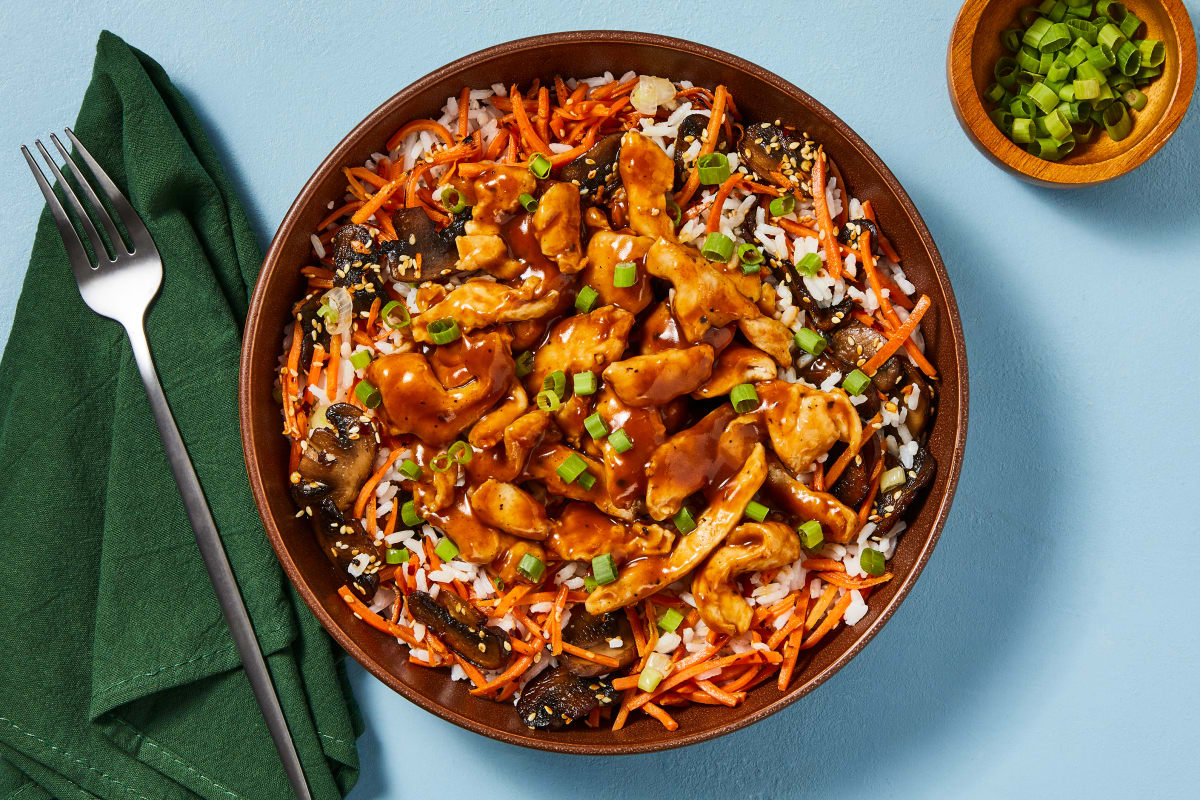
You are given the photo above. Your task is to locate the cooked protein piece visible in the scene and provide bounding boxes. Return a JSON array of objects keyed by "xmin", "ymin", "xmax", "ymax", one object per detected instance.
[{"xmin": 278, "ymin": 71, "xmax": 939, "ymax": 733}]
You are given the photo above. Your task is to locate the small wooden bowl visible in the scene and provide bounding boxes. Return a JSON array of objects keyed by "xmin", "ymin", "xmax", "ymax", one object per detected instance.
[
  {"xmin": 948, "ymin": 0, "xmax": 1196, "ymax": 186},
  {"xmin": 241, "ymin": 31, "xmax": 969, "ymax": 754}
]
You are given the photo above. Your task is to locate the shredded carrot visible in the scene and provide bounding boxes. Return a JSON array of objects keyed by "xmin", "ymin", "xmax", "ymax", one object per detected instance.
[
  {"xmin": 451, "ymin": 654, "xmax": 489, "ymax": 689},
  {"xmin": 676, "ymin": 84, "xmax": 728, "ymax": 207},
  {"xmin": 350, "ymin": 175, "xmax": 405, "ymax": 227},
  {"xmin": 767, "ymin": 610, "xmax": 805, "ymax": 650},
  {"xmin": 385, "ymin": 119, "xmax": 455, "ymax": 153},
  {"xmin": 469, "ymin": 654, "xmax": 535, "ymax": 696},
  {"xmin": 706, "ymin": 173, "xmax": 743, "ymax": 233},
  {"xmin": 493, "ymin": 583, "xmax": 533, "ymax": 618},
  {"xmin": 353, "ymin": 449, "xmax": 403, "ymax": 519},
  {"xmin": 807, "ymin": 584, "xmax": 838, "ymax": 629},
  {"xmin": 337, "ymin": 586, "xmax": 419, "ymax": 646},
  {"xmin": 630, "ymin": 651, "xmax": 761, "ymax": 711},
  {"xmin": 509, "ymin": 86, "xmax": 550, "ymax": 155},
  {"xmin": 559, "ymin": 642, "xmax": 621, "ymax": 669},
  {"xmin": 818, "ymin": 571, "xmax": 894, "ymax": 590},
  {"xmin": 626, "ymin": 605, "xmax": 648, "ymax": 657},
  {"xmin": 861, "ymin": 200, "xmax": 903, "ymax": 263},
  {"xmin": 317, "ymin": 201, "xmax": 364, "ymax": 231},
  {"xmin": 800, "ymin": 558, "xmax": 844, "ymax": 573},
  {"xmin": 642, "ymin": 702, "xmax": 679, "ymax": 731},
  {"xmin": 536, "ymin": 86, "xmax": 550, "ymax": 144},
  {"xmin": 347, "ymin": 166, "xmax": 389, "ymax": 189},
  {"xmin": 549, "ymin": 585, "xmax": 568, "ymax": 656},
  {"xmin": 365, "ymin": 297, "xmax": 381, "ymax": 335},
  {"xmin": 858, "ymin": 469, "xmax": 883, "ymax": 527},
  {"xmin": 862, "ymin": 295, "xmax": 931, "ymax": 376},
  {"xmin": 801, "ymin": 590, "xmax": 854, "ymax": 649},
  {"xmin": 811, "ymin": 147, "xmax": 842, "ymax": 280},
  {"xmin": 611, "ymin": 674, "xmax": 641, "ymax": 691}
]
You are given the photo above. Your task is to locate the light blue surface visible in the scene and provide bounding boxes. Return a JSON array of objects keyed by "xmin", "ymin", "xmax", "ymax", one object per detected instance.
[{"xmin": 3, "ymin": 2, "xmax": 1198, "ymax": 797}]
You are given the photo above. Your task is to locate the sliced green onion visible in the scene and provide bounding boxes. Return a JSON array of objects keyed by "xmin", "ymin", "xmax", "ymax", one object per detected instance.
[
  {"xmin": 1096, "ymin": 0, "xmax": 1125, "ymax": 19},
  {"xmin": 354, "ymin": 379, "xmax": 381, "ymax": 408},
  {"xmin": 696, "ymin": 152, "xmax": 731, "ymax": 185},
  {"xmin": 385, "ymin": 547, "xmax": 410, "ymax": 565},
  {"xmin": 1018, "ymin": 6, "xmax": 1042, "ymax": 26},
  {"xmin": 637, "ymin": 666, "xmax": 664, "ymax": 693},
  {"xmin": 1085, "ymin": 42, "xmax": 1115, "ymax": 69},
  {"xmin": 542, "ymin": 369, "xmax": 567, "ymax": 399},
  {"xmin": 842, "ymin": 369, "xmax": 871, "ymax": 396},
  {"xmin": 556, "ymin": 453, "xmax": 589, "ymax": 484},
  {"xmin": 798, "ymin": 520, "xmax": 824, "ymax": 549},
  {"xmin": 613, "ymin": 261, "xmax": 638, "ymax": 287},
  {"xmin": 536, "ymin": 389, "xmax": 561, "ymax": 412},
  {"xmin": 1056, "ymin": 82, "xmax": 1076, "ymax": 102},
  {"xmin": 658, "ymin": 608, "xmax": 684, "ymax": 633},
  {"xmin": 349, "ymin": 349, "xmax": 372, "ymax": 370},
  {"xmin": 583, "ymin": 576, "xmax": 599, "ymax": 593},
  {"xmin": 700, "ymin": 232, "xmax": 734, "ymax": 262},
  {"xmin": 880, "ymin": 466, "xmax": 907, "ymax": 492},
  {"xmin": 990, "ymin": 108, "xmax": 1015, "ymax": 132},
  {"xmin": 441, "ymin": 187, "xmax": 468, "ymax": 214},
  {"xmin": 1047, "ymin": 53, "xmax": 1071, "ymax": 81},
  {"xmin": 1118, "ymin": 11, "xmax": 1141, "ymax": 38},
  {"xmin": 1017, "ymin": 45, "xmax": 1042, "ymax": 72},
  {"xmin": 745, "ymin": 501, "xmax": 769, "ymax": 522},
  {"xmin": 584, "ymin": 413, "xmax": 609, "ymax": 439},
  {"xmin": 1073, "ymin": 77, "xmax": 1101, "ymax": 99},
  {"xmin": 515, "ymin": 349, "xmax": 534, "ymax": 378},
  {"xmin": 1012, "ymin": 116, "xmax": 1035, "ymax": 143},
  {"xmin": 1097, "ymin": 21, "xmax": 1126, "ymax": 50},
  {"xmin": 401, "ymin": 499, "xmax": 423, "ymax": 527},
  {"xmin": 380, "ymin": 300, "xmax": 411, "ymax": 329},
  {"xmin": 860, "ymin": 548, "xmax": 886, "ymax": 576},
  {"xmin": 429, "ymin": 452, "xmax": 452, "ymax": 473},
  {"xmin": 1028, "ymin": 81, "xmax": 1061, "ymax": 112},
  {"xmin": 399, "ymin": 459, "xmax": 422, "ymax": 481},
  {"xmin": 608, "ymin": 428, "xmax": 633, "ymax": 453},
  {"xmin": 576, "ymin": 471, "xmax": 596, "ymax": 491},
  {"xmin": 666, "ymin": 193, "xmax": 682, "ymax": 226},
  {"xmin": 673, "ymin": 507, "xmax": 696, "ymax": 535},
  {"xmin": 995, "ymin": 56, "xmax": 1020, "ymax": 88},
  {"xmin": 1045, "ymin": 108, "xmax": 1073, "ymax": 141},
  {"xmin": 984, "ymin": 82, "xmax": 1006, "ymax": 104},
  {"xmin": 1047, "ymin": 2, "xmax": 1067, "ymax": 22},
  {"xmin": 316, "ymin": 300, "xmax": 338, "ymax": 325},
  {"xmin": 1038, "ymin": 22, "xmax": 1072, "ymax": 52},
  {"xmin": 518, "ymin": 192, "xmax": 538, "ymax": 213},
  {"xmin": 1001, "ymin": 28, "xmax": 1023, "ymax": 52},
  {"xmin": 427, "ymin": 318, "xmax": 461, "ymax": 345},
  {"xmin": 592, "ymin": 553, "xmax": 618, "ymax": 585},
  {"xmin": 1010, "ymin": 95, "xmax": 1037, "ymax": 118},
  {"xmin": 796, "ymin": 251, "xmax": 823, "ymax": 277},
  {"xmin": 730, "ymin": 383, "xmax": 759, "ymax": 414},
  {"xmin": 768, "ymin": 194, "xmax": 795, "ymax": 217},
  {"xmin": 517, "ymin": 553, "xmax": 545, "ymax": 581},
  {"xmin": 1137, "ymin": 39, "xmax": 1165, "ymax": 68},
  {"xmin": 737, "ymin": 243, "xmax": 764, "ymax": 273},
  {"xmin": 528, "ymin": 153, "xmax": 552, "ymax": 179},
  {"xmin": 1028, "ymin": 136, "xmax": 1064, "ymax": 159},
  {"xmin": 447, "ymin": 440, "xmax": 473, "ymax": 464},
  {"xmin": 1115, "ymin": 39, "xmax": 1141, "ymax": 75},
  {"xmin": 1023, "ymin": 16, "xmax": 1053, "ymax": 48},
  {"xmin": 1103, "ymin": 100, "xmax": 1132, "ymax": 140},
  {"xmin": 575, "ymin": 285, "xmax": 599, "ymax": 313},
  {"xmin": 1064, "ymin": 46, "xmax": 1088, "ymax": 68},
  {"xmin": 1122, "ymin": 88, "xmax": 1147, "ymax": 110},
  {"xmin": 573, "ymin": 371, "xmax": 597, "ymax": 396},
  {"xmin": 794, "ymin": 327, "xmax": 827, "ymax": 356},
  {"xmin": 434, "ymin": 537, "xmax": 459, "ymax": 562}
]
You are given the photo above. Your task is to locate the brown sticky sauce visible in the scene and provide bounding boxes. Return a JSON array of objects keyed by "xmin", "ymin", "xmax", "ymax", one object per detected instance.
[
  {"xmin": 597, "ymin": 391, "xmax": 664, "ymax": 509},
  {"xmin": 503, "ymin": 214, "xmax": 574, "ymax": 347},
  {"xmin": 423, "ymin": 490, "xmax": 503, "ymax": 563},
  {"xmin": 640, "ymin": 302, "xmax": 733, "ymax": 355}
]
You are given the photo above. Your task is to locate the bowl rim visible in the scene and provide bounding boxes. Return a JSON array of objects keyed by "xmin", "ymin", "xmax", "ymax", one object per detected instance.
[
  {"xmin": 947, "ymin": 0, "xmax": 1197, "ymax": 186},
  {"xmin": 239, "ymin": 29, "xmax": 970, "ymax": 755}
]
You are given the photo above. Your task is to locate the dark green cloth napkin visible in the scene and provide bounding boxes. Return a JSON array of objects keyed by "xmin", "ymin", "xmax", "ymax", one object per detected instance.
[{"xmin": 0, "ymin": 31, "xmax": 361, "ymax": 800}]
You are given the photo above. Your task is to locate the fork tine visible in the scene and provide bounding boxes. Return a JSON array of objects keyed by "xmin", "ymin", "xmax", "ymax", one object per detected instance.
[
  {"xmin": 21, "ymin": 145, "xmax": 97, "ymax": 280},
  {"xmin": 50, "ymin": 133, "xmax": 130, "ymax": 256},
  {"xmin": 63, "ymin": 128, "xmax": 157, "ymax": 255},
  {"xmin": 34, "ymin": 140, "xmax": 113, "ymax": 266}
]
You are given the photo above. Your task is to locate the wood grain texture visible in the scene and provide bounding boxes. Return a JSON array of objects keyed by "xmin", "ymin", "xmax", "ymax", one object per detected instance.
[{"xmin": 948, "ymin": 0, "xmax": 1196, "ymax": 186}]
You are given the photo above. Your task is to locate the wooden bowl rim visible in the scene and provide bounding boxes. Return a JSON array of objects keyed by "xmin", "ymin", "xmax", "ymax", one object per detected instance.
[
  {"xmin": 947, "ymin": 0, "xmax": 1197, "ymax": 186},
  {"xmin": 240, "ymin": 30, "xmax": 970, "ymax": 755}
]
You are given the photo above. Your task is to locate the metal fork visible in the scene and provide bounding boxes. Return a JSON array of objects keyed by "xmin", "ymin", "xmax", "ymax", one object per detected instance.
[{"xmin": 23, "ymin": 130, "xmax": 313, "ymax": 800}]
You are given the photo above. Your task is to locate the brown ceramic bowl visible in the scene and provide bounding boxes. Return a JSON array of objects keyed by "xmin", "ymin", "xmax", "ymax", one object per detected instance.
[
  {"xmin": 948, "ymin": 0, "xmax": 1197, "ymax": 186},
  {"xmin": 239, "ymin": 31, "xmax": 969, "ymax": 754}
]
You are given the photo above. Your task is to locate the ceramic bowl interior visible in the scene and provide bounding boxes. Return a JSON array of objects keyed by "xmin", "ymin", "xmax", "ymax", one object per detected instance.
[{"xmin": 240, "ymin": 30, "xmax": 969, "ymax": 754}]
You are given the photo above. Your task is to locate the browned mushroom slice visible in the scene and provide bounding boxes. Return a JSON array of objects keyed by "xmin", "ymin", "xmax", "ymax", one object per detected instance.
[
  {"xmin": 870, "ymin": 445, "xmax": 936, "ymax": 536},
  {"xmin": 644, "ymin": 239, "xmax": 792, "ymax": 366},
  {"xmin": 293, "ymin": 293, "xmax": 328, "ymax": 371},
  {"xmin": 560, "ymin": 609, "xmax": 637, "ymax": 677},
  {"xmin": 692, "ymin": 522, "xmax": 802, "ymax": 635},
  {"xmin": 830, "ymin": 431, "xmax": 883, "ymax": 508},
  {"xmin": 366, "ymin": 331, "xmax": 515, "ymax": 446},
  {"xmin": 763, "ymin": 457, "xmax": 860, "ymax": 544},
  {"xmin": 797, "ymin": 351, "xmax": 880, "ymax": 422},
  {"xmin": 290, "ymin": 403, "xmax": 377, "ymax": 513},
  {"xmin": 694, "ymin": 345, "xmax": 777, "ymax": 399},
  {"xmin": 783, "ymin": 270, "xmax": 852, "ymax": 332},
  {"xmin": 602, "ymin": 344, "xmax": 715, "ymax": 408},
  {"xmin": 617, "ymin": 130, "xmax": 676, "ymax": 241},
  {"xmin": 898, "ymin": 360, "xmax": 933, "ymax": 437},
  {"xmin": 560, "ymin": 132, "xmax": 622, "ymax": 196},
  {"xmin": 516, "ymin": 666, "xmax": 618, "ymax": 730},
  {"xmin": 586, "ymin": 444, "xmax": 767, "ymax": 615},
  {"xmin": 756, "ymin": 380, "xmax": 862, "ymax": 476},
  {"xmin": 830, "ymin": 324, "xmax": 902, "ymax": 392},
  {"xmin": 469, "ymin": 479, "xmax": 550, "ymax": 541},
  {"xmin": 531, "ymin": 182, "xmax": 584, "ymax": 273},
  {"xmin": 331, "ymin": 224, "xmax": 388, "ymax": 311},
  {"xmin": 737, "ymin": 122, "xmax": 808, "ymax": 187},
  {"xmin": 384, "ymin": 207, "xmax": 464, "ymax": 281},
  {"xmin": 407, "ymin": 590, "xmax": 511, "ymax": 670},
  {"xmin": 581, "ymin": 230, "xmax": 654, "ymax": 314}
]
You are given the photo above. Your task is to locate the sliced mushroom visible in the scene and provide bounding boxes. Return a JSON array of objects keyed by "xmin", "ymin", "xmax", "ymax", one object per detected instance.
[
  {"xmin": 366, "ymin": 331, "xmax": 515, "ymax": 445},
  {"xmin": 602, "ymin": 344, "xmax": 715, "ymax": 408},
  {"xmin": 762, "ymin": 457, "xmax": 860, "ymax": 544},
  {"xmin": 290, "ymin": 403, "xmax": 377, "ymax": 513},
  {"xmin": 332, "ymin": 224, "xmax": 388, "ymax": 311},
  {"xmin": 798, "ymin": 351, "xmax": 880, "ymax": 422},
  {"xmin": 830, "ymin": 431, "xmax": 883, "ymax": 508},
  {"xmin": 516, "ymin": 666, "xmax": 618, "ymax": 730},
  {"xmin": 560, "ymin": 609, "xmax": 637, "ymax": 677},
  {"xmin": 531, "ymin": 182, "xmax": 584, "ymax": 273},
  {"xmin": 407, "ymin": 590, "xmax": 511, "ymax": 670},
  {"xmin": 693, "ymin": 345, "xmax": 777, "ymax": 399},
  {"xmin": 693, "ymin": 522, "xmax": 802, "ymax": 635},
  {"xmin": 899, "ymin": 361, "xmax": 932, "ymax": 437},
  {"xmin": 737, "ymin": 122, "xmax": 808, "ymax": 186},
  {"xmin": 560, "ymin": 132, "xmax": 622, "ymax": 196},
  {"xmin": 830, "ymin": 324, "xmax": 901, "ymax": 393},
  {"xmin": 293, "ymin": 294, "xmax": 328, "ymax": 371},
  {"xmin": 870, "ymin": 445, "xmax": 936, "ymax": 536},
  {"xmin": 756, "ymin": 380, "xmax": 862, "ymax": 476},
  {"xmin": 586, "ymin": 443, "xmax": 767, "ymax": 615},
  {"xmin": 384, "ymin": 207, "xmax": 464, "ymax": 281},
  {"xmin": 617, "ymin": 130, "xmax": 676, "ymax": 241},
  {"xmin": 838, "ymin": 218, "xmax": 883, "ymax": 257},
  {"xmin": 469, "ymin": 479, "xmax": 550, "ymax": 540},
  {"xmin": 672, "ymin": 113, "xmax": 729, "ymax": 186},
  {"xmin": 782, "ymin": 270, "xmax": 852, "ymax": 332}
]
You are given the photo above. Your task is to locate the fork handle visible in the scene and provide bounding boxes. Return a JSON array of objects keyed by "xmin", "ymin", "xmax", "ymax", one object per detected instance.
[{"xmin": 126, "ymin": 324, "xmax": 314, "ymax": 800}]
